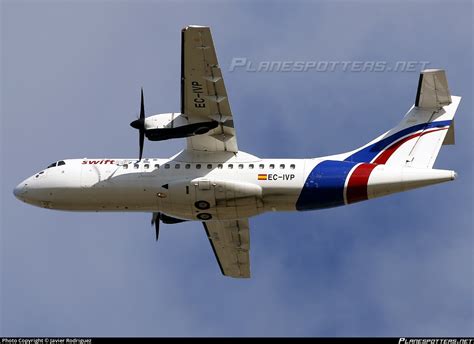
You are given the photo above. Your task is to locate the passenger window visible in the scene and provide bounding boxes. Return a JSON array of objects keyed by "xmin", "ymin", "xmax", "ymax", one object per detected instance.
[
  {"xmin": 164, "ymin": 164, "xmax": 170, "ymax": 169},
  {"xmin": 175, "ymin": 164, "xmax": 180, "ymax": 169},
  {"xmin": 207, "ymin": 164, "xmax": 212, "ymax": 169},
  {"xmin": 249, "ymin": 164, "xmax": 254, "ymax": 169},
  {"xmin": 259, "ymin": 164, "xmax": 264, "ymax": 169},
  {"xmin": 290, "ymin": 164, "xmax": 295, "ymax": 169},
  {"xmin": 269, "ymin": 164, "xmax": 275, "ymax": 169},
  {"xmin": 280, "ymin": 164, "xmax": 285, "ymax": 169},
  {"xmin": 228, "ymin": 164, "xmax": 233, "ymax": 169},
  {"xmin": 217, "ymin": 164, "xmax": 223, "ymax": 169},
  {"xmin": 196, "ymin": 164, "xmax": 201, "ymax": 169},
  {"xmin": 238, "ymin": 164, "xmax": 243, "ymax": 169},
  {"xmin": 144, "ymin": 164, "xmax": 149, "ymax": 169},
  {"xmin": 185, "ymin": 164, "xmax": 191, "ymax": 169}
]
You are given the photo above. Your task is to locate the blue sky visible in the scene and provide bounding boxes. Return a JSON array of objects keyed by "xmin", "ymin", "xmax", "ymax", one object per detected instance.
[{"xmin": 1, "ymin": 0, "xmax": 473, "ymax": 336}]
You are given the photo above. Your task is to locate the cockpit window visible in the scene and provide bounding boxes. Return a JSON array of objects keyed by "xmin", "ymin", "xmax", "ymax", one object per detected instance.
[{"xmin": 47, "ymin": 161, "xmax": 66, "ymax": 168}]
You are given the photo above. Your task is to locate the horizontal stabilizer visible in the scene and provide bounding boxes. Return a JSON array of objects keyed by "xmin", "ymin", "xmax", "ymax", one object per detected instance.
[
  {"xmin": 415, "ymin": 69, "xmax": 452, "ymax": 108},
  {"xmin": 442, "ymin": 120, "xmax": 455, "ymax": 145}
]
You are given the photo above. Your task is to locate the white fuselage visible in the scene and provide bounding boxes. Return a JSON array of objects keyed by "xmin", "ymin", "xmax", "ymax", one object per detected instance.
[
  {"xmin": 13, "ymin": 149, "xmax": 456, "ymax": 222},
  {"xmin": 13, "ymin": 151, "xmax": 305, "ymax": 221}
]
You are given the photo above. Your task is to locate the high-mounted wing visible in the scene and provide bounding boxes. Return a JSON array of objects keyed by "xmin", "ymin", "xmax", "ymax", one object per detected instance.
[
  {"xmin": 203, "ymin": 219, "xmax": 250, "ymax": 278},
  {"xmin": 181, "ymin": 25, "xmax": 238, "ymax": 153}
]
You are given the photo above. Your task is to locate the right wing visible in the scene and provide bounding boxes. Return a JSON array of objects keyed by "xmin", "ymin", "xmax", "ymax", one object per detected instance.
[
  {"xmin": 181, "ymin": 25, "xmax": 238, "ymax": 153},
  {"xmin": 202, "ymin": 219, "xmax": 250, "ymax": 278}
]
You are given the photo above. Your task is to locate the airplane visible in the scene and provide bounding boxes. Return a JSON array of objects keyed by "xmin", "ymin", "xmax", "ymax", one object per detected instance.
[{"xmin": 13, "ymin": 25, "xmax": 460, "ymax": 278}]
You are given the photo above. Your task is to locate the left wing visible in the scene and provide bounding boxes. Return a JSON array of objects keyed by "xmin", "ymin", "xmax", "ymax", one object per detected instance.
[
  {"xmin": 181, "ymin": 25, "xmax": 238, "ymax": 153},
  {"xmin": 202, "ymin": 219, "xmax": 250, "ymax": 278}
]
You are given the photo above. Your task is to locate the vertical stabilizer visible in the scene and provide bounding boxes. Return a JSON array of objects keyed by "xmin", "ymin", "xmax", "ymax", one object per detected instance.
[{"xmin": 343, "ymin": 69, "xmax": 460, "ymax": 169}]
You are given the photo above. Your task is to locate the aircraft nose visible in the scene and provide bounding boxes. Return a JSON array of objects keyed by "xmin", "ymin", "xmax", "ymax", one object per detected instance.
[{"xmin": 13, "ymin": 181, "xmax": 28, "ymax": 200}]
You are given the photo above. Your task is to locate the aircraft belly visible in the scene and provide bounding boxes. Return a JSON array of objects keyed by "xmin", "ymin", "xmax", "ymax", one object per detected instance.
[{"xmin": 261, "ymin": 189, "xmax": 301, "ymax": 212}]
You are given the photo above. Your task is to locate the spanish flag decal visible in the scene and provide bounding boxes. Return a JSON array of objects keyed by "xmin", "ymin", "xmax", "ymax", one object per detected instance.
[{"xmin": 258, "ymin": 174, "xmax": 267, "ymax": 180}]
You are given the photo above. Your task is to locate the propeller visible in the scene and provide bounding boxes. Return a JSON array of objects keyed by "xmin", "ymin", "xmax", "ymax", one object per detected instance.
[
  {"xmin": 150, "ymin": 212, "xmax": 188, "ymax": 242},
  {"xmin": 151, "ymin": 212, "xmax": 160, "ymax": 241},
  {"xmin": 130, "ymin": 88, "xmax": 146, "ymax": 161}
]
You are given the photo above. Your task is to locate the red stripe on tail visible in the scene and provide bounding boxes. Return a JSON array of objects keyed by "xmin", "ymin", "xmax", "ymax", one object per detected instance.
[
  {"xmin": 346, "ymin": 163, "xmax": 377, "ymax": 204},
  {"xmin": 373, "ymin": 128, "xmax": 448, "ymax": 164}
]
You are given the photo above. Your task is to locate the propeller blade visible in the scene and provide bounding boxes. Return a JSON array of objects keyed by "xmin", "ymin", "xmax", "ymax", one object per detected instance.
[
  {"xmin": 140, "ymin": 88, "xmax": 145, "ymax": 120},
  {"xmin": 155, "ymin": 219, "xmax": 160, "ymax": 241},
  {"xmin": 151, "ymin": 212, "xmax": 160, "ymax": 241},
  {"xmin": 130, "ymin": 88, "xmax": 146, "ymax": 161},
  {"xmin": 139, "ymin": 129, "xmax": 144, "ymax": 161}
]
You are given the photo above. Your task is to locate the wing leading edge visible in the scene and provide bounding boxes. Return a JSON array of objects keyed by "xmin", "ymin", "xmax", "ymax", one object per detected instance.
[
  {"xmin": 181, "ymin": 25, "xmax": 238, "ymax": 153},
  {"xmin": 202, "ymin": 219, "xmax": 250, "ymax": 278}
]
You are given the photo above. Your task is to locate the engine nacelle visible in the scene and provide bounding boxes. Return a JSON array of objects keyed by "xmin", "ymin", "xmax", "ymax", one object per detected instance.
[{"xmin": 143, "ymin": 113, "xmax": 218, "ymax": 141}]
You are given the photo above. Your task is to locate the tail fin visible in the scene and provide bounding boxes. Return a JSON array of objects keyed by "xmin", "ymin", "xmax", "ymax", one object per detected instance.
[{"xmin": 343, "ymin": 69, "xmax": 460, "ymax": 168}]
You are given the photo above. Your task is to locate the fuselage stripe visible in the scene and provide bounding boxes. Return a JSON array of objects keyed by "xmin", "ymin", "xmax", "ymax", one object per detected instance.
[
  {"xmin": 371, "ymin": 127, "xmax": 448, "ymax": 164},
  {"xmin": 296, "ymin": 160, "xmax": 355, "ymax": 211},
  {"xmin": 296, "ymin": 122, "xmax": 451, "ymax": 211},
  {"xmin": 345, "ymin": 163, "xmax": 378, "ymax": 204},
  {"xmin": 344, "ymin": 120, "xmax": 451, "ymax": 163}
]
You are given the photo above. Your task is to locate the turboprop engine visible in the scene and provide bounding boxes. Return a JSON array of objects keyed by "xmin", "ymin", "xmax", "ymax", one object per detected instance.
[
  {"xmin": 129, "ymin": 89, "xmax": 219, "ymax": 160},
  {"xmin": 136, "ymin": 112, "xmax": 219, "ymax": 141}
]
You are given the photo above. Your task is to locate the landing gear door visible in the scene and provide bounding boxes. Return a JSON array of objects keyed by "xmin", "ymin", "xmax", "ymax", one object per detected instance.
[
  {"xmin": 163, "ymin": 180, "xmax": 195, "ymax": 220},
  {"xmin": 193, "ymin": 178, "xmax": 216, "ymax": 221}
]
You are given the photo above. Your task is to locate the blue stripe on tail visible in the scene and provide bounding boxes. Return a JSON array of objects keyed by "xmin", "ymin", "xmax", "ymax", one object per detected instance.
[{"xmin": 344, "ymin": 120, "xmax": 451, "ymax": 163}]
